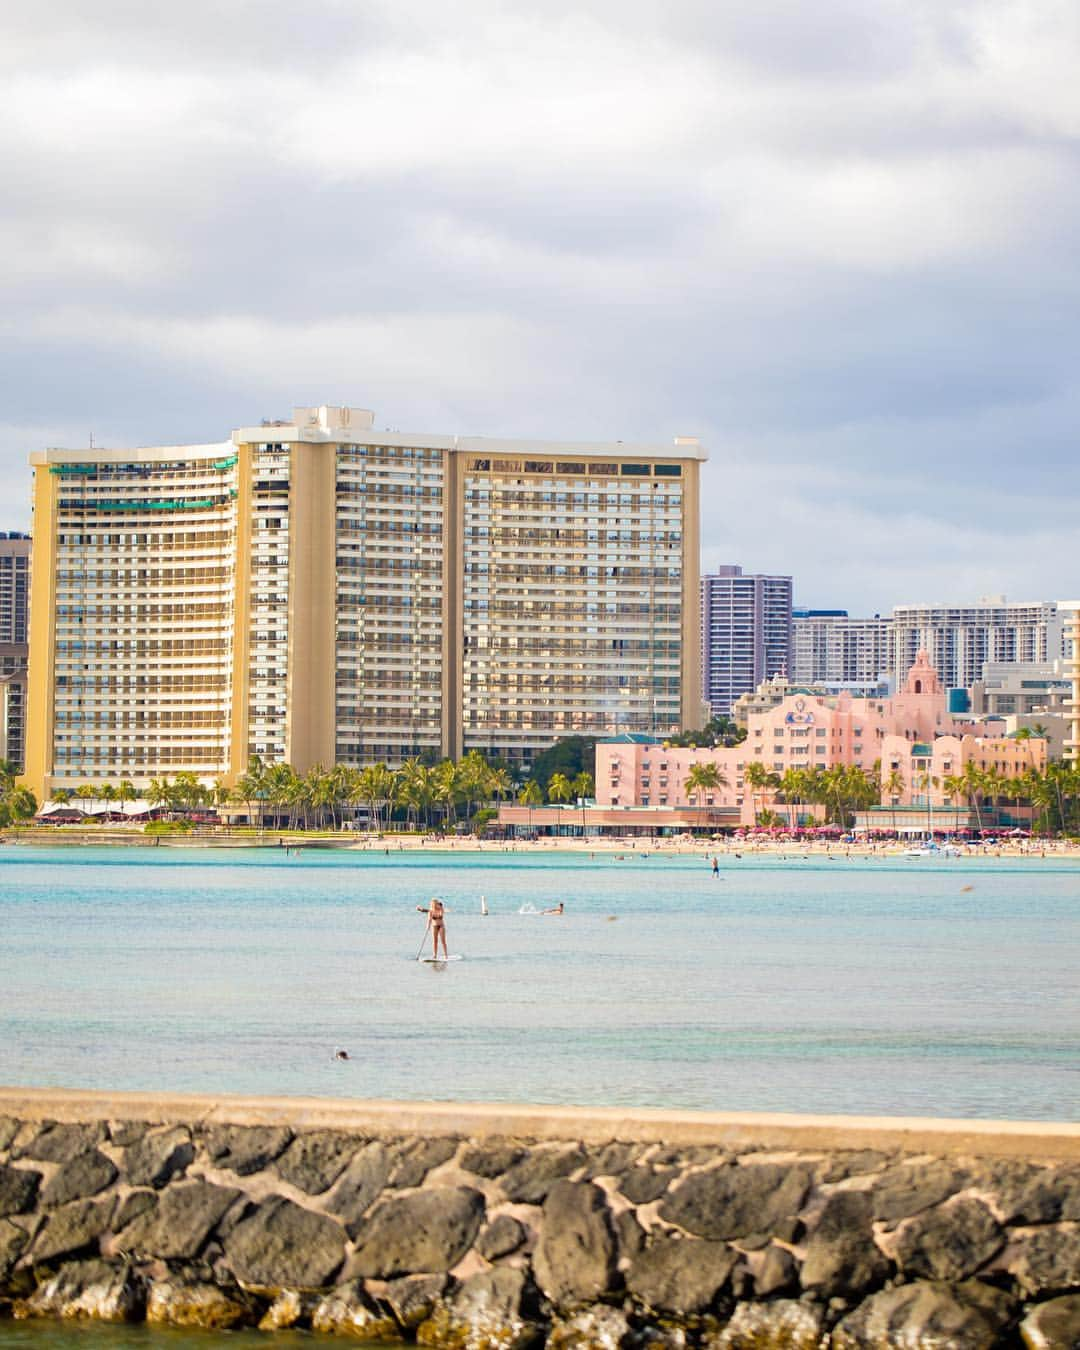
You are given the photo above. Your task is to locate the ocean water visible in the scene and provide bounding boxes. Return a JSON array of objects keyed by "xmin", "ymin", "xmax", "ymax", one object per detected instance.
[{"xmin": 0, "ymin": 845, "xmax": 1078, "ymax": 1121}]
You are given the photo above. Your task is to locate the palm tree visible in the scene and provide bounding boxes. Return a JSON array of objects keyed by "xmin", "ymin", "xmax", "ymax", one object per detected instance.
[
  {"xmin": 915, "ymin": 770, "xmax": 939, "ymax": 837},
  {"xmin": 546, "ymin": 774, "xmax": 573, "ymax": 834},
  {"xmin": 518, "ymin": 780, "xmax": 544, "ymax": 836},
  {"xmin": 777, "ymin": 766, "xmax": 807, "ymax": 831},
  {"xmin": 884, "ymin": 768, "xmax": 906, "ymax": 836},
  {"xmin": 684, "ymin": 762, "xmax": 727, "ymax": 832},
  {"xmin": 961, "ymin": 761, "xmax": 987, "ymax": 835},
  {"xmin": 942, "ymin": 772, "xmax": 966, "ymax": 835},
  {"xmin": 572, "ymin": 769, "xmax": 594, "ymax": 837},
  {"xmin": 742, "ymin": 761, "xmax": 776, "ymax": 825},
  {"xmin": 432, "ymin": 760, "xmax": 461, "ymax": 832}
]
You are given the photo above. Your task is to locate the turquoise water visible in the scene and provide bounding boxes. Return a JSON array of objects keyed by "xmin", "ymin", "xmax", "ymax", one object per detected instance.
[{"xmin": 0, "ymin": 846, "xmax": 1078, "ymax": 1120}]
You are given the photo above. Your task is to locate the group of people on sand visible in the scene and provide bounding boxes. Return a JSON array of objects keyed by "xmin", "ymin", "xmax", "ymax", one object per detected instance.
[{"xmin": 415, "ymin": 896, "xmax": 564, "ymax": 960}]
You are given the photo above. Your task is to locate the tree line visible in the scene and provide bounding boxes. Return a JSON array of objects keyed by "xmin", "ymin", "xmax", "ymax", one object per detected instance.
[{"xmin": 51, "ymin": 753, "xmax": 594, "ymax": 834}]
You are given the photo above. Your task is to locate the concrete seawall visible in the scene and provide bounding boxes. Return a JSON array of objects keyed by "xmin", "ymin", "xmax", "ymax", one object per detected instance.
[{"xmin": 1, "ymin": 1088, "xmax": 1079, "ymax": 1346}]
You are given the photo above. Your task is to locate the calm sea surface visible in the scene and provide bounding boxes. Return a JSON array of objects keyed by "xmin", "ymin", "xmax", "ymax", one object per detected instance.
[{"xmin": 1, "ymin": 844, "xmax": 1077, "ymax": 1121}]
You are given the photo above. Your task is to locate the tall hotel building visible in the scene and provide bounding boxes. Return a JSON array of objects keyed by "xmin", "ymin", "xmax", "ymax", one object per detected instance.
[
  {"xmin": 700, "ymin": 567, "xmax": 793, "ymax": 717},
  {"xmin": 889, "ymin": 598, "xmax": 1064, "ymax": 692},
  {"xmin": 25, "ymin": 406, "xmax": 703, "ymax": 799}
]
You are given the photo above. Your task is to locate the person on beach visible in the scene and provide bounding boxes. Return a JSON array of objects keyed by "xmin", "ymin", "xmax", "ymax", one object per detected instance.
[{"xmin": 416, "ymin": 897, "xmax": 449, "ymax": 959}]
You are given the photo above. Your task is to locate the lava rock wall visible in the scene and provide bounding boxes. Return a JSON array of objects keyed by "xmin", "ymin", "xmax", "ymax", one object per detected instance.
[{"xmin": 1, "ymin": 1102, "xmax": 1079, "ymax": 1347}]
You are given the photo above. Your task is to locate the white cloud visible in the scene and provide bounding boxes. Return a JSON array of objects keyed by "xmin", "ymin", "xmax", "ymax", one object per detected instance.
[{"xmin": 2, "ymin": 0, "xmax": 1079, "ymax": 612}]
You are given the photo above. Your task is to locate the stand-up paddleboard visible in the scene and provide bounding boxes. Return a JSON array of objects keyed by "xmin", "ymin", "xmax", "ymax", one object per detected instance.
[{"xmin": 420, "ymin": 954, "xmax": 463, "ymax": 963}]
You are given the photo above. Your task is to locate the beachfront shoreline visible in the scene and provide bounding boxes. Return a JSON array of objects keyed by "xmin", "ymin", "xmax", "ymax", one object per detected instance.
[{"xmin": 3, "ymin": 828, "xmax": 1078, "ymax": 859}]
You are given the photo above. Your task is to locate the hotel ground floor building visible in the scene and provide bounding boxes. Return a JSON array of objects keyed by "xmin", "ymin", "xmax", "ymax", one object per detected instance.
[{"xmin": 24, "ymin": 405, "xmax": 703, "ymax": 801}]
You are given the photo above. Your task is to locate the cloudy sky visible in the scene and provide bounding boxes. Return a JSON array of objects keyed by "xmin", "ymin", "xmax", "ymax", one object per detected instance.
[{"xmin": 4, "ymin": 0, "xmax": 1079, "ymax": 612}]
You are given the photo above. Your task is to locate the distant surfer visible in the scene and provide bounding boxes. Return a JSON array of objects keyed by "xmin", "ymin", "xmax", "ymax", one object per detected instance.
[
  {"xmin": 417, "ymin": 896, "xmax": 449, "ymax": 960},
  {"xmin": 542, "ymin": 902, "xmax": 564, "ymax": 915}
]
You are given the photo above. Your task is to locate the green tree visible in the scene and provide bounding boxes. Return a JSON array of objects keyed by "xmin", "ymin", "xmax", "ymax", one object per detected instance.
[
  {"xmin": 742, "ymin": 761, "xmax": 778, "ymax": 825},
  {"xmin": 571, "ymin": 769, "xmax": 595, "ymax": 836},
  {"xmin": 884, "ymin": 768, "xmax": 906, "ymax": 836},
  {"xmin": 518, "ymin": 780, "xmax": 544, "ymax": 835},
  {"xmin": 530, "ymin": 737, "xmax": 595, "ymax": 791},
  {"xmin": 546, "ymin": 772, "xmax": 573, "ymax": 809},
  {"xmin": 684, "ymin": 762, "xmax": 727, "ymax": 831}
]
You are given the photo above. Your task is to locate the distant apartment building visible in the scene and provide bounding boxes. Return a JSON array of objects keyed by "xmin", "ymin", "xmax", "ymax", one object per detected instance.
[
  {"xmin": 25, "ymin": 405, "xmax": 704, "ymax": 799},
  {"xmin": 701, "ymin": 567, "xmax": 792, "ymax": 717},
  {"xmin": 890, "ymin": 597, "xmax": 1064, "ymax": 692},
  {"xmin": 969, "ymin": 661, "xmax": 1072, "ymax": 718},
  {"xmin": 0, "ymin": 533, "xmax": 30, "ymax": 772},
  {"xmin": 791, "ymin": 608, "xmax": 892, "ymax": 695}
]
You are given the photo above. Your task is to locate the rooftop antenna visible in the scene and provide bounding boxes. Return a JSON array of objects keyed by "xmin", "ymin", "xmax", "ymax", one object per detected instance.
[{"xmin": 89, "ymin": 432, "xmax": 94, "ymax": 448}]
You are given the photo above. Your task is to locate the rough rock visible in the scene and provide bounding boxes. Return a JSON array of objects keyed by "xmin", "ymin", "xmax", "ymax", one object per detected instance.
[
  {"xmin": 113, "ymin": 1190, "xmax": 156, "ymax": 1235},
  {"xmin": 124, "ymin": 1127, "xmax": 194, "ymax": 1189},
  {"xmin": 831, "ymin": 1279, "xmax": 1014, "ymax": 1350},
  {"xmin": 627, "ymin": 1233, "xmax": 736, "ymax": 1314},
  {"xmin": 818, "ymin": 1152, "xmax": 893, "ymax": 1183},
  {"xmin": 0, "ymin": 1118, "xmax": 18, "ymax": 1153},
  {"xmin": 549, "ymin": 1305, "xmax": 631, "ymax": 1347},
  {"xmin": 351, "ymin": 1186, "xmax": 485, "ymax": 1277},
  {"xmin": 755, "ymin": 1244, "xmax": 798, "ymax": 1297},
  {"xmin": 707, "ymin": 1298, "xmax": 827, "ymax": 1350},
  {"xmin": 107, "ymin": 1120, "xmax": 149, "ymax": 1148},
  {"xmin": 21, "ymin": 1258, "xmax": 144, "ymax": 1322},
  {"xmin": 533, "ymin": 1180, "xmax": 616, "ymax": 1306},
  {"xmin": 660, "ymin": 1163, "xmax": 812, "ymax": 1241},
  {"xmin": 892, "ymin": 1197, "xmax": 1003, "ymax": 1281},
  {"xmin": 146, "ymin": 1277, "xmax": 258, "ymax": 1329},
  {"xmin": 501, "ymin": 1146, "xmax": 585, "ymax": 1203},
  {"xmin": 389, "ymin": 1136, "xmax": 459, "ymax": 1187},
  {"xmin": 478, "ymin": 1214, "xmax": 527, "ymax": 1261},
  {"xmin": 274, "ymin": 1129, "xmax": 355, "ymax": 1194},
  {"xmin": 1000, "ymin": 1166, "xmax": 1080, "ymax": 1226},
  {"xmin": 1020, "ymin": 1293, "xmax": 1080, "ymax": 1349},
  {"xmin": 311, "ymin": 1278, "xmax": 401, "ymax": 1339},
  {"xmin": 461, "ymin": 1144, "xmax": 526, "ymax": 1178},
  {"xmin": 202, "ymin": 1124, "xmax": 293, "ymax": 1175},
  {"xmin": 40, "ymin": 1150, "xmax": 118, "ymax": 1208},
  {"xmin": 225, "ymin": 1196, "xmax": 346, "ymax": 1289},
  {"xmin": 259, "ymin": 1288, "xmax": 309, "ymax": 1330},
  {"xmin": 382, "ymin": 1273, "xmax": 448, "ymax": 1330},
  {"xmin": 616, "ymin": 1208, "xmax": 645, "ymax": 1260},
  {"xmin": 0, "ymin": 1218, "xmax": 28, "ymax": 1278},
  {"xmin": 32, "ymin": 1196, "xmax": 116, "ymax": 1263},
  {"xmin": 327, "ymin": 1141, "xmax": 392, "ymax": 1236},
  {"xmin": 116, "ymin": 1179, "xmax": 240, "ymax": 1259},
  {"xmin": 1008, "ymin": 1228, "xmax": 1080, "ymax": 1296},
  {"xmin": 581, "ymin": 1141, "xmax": 642, "ymax": 1179},
  {"xmin": 621, "ymin": 1165, "xmax": 678, "ymax": 1205},
  {"xmin": 18, "ymin": 1121, "xmax": 106, "ymax": 1164},
  {"xmin": 0, "ymin": 1164, "xmax": 40, "ymax": 1217},
  {"xmin": 869, "ymin": 1160, "xmax": 967, "ymax": 1223},
  {"xmin": 418, "ymin": 1265, "xmax": 542, "ymax": 1349},
  {"xmin": 801, "ymin": 1189, "xmax": 890, "ymax": 1298}
]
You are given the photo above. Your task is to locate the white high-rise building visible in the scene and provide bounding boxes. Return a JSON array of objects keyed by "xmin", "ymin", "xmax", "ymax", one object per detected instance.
[
  {"xmin": 890, "ymin": 598, "xmax": 1064, "ymax": 692},
  {"xmin": 791, "ymin": 608, "xmax": 892, "ymax": 694}
]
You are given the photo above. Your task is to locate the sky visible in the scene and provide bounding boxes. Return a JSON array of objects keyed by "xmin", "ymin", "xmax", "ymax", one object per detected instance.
[{"xmin": 3, "ymin": 0, "xmax": 1079, "ymax": 613}]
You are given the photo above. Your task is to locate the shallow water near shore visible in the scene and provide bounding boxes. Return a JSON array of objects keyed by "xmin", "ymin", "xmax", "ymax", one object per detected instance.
[
  {"xmin": 1, "ymin": 845, "xmax": 1078, "ymax": 1120},
  {"xmin": 0, "ymin": 1323, "xmax": 330, "ymax": 1348}
]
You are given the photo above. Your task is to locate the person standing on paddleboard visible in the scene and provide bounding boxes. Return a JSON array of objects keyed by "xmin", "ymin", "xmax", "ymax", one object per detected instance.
[{"xmin": 417, "ymin": 896, "xmax": 449, "ymax": 960}]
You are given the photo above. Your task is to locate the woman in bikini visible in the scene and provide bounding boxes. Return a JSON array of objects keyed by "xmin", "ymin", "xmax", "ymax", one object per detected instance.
[{"xmin": 416, "ymin": 897, "xmax": 449, "ymax": 959}]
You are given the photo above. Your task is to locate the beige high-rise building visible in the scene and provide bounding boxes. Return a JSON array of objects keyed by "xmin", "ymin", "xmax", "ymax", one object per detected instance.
[{"xmin": 24, "ymin": 406, "xmax": 704, "ymax": 799}]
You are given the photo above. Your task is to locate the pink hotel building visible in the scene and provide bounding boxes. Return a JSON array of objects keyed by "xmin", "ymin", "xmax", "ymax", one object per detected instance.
[{"xmin": 594, "ymin": 652, "xmax": 1045, "ymax": 828}]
